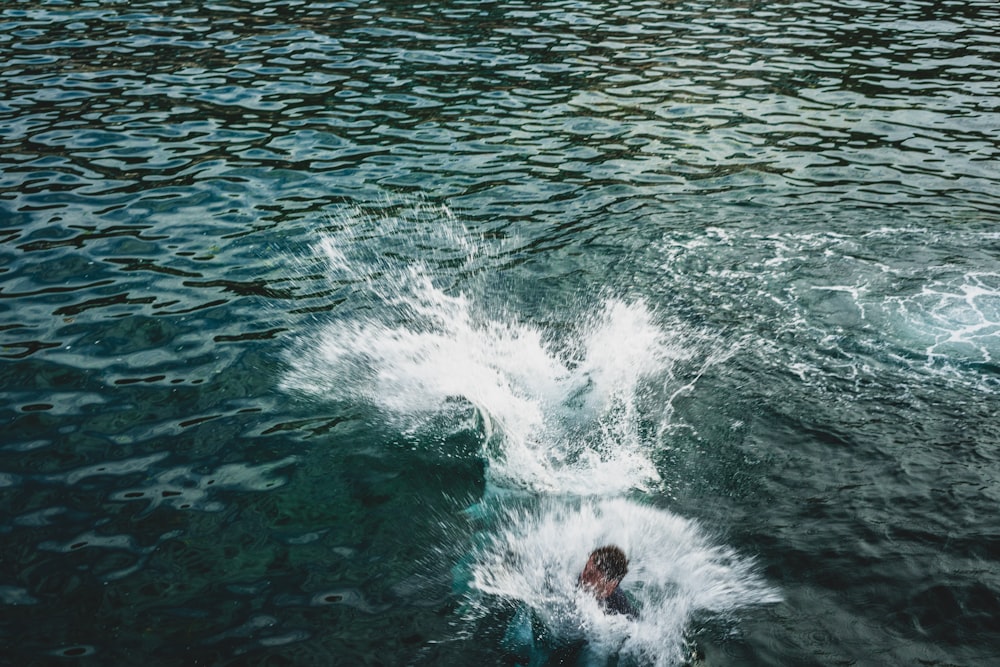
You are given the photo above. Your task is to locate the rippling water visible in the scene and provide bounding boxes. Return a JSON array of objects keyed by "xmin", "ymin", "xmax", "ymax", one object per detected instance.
[{"xmin": 2, "ymin": 0, "xmax": 999, "ymax": 665}]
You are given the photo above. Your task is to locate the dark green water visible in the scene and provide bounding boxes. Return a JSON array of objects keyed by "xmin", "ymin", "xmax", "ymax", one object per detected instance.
[{"xmin": 2, "ymin": 0, "xmax": 999, "ymax": 665}]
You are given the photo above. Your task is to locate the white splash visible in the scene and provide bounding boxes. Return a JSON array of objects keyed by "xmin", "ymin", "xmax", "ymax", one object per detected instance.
[
  {"xmin": 282, "ymin": 205, "xmax": 700, "ymax": 495},
  {"xmin": 464, "ymin": 497, "xmax": 780, "ymax": 667},
  {"xmin": 282, "ymin": 202, "xmax": 777, "ymax": 664}
]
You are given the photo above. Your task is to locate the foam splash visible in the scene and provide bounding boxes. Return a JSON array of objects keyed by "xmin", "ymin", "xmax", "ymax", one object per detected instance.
[
  {"xmin": 282, "ymin": 202, "xmax": 777, "ymax": 664},
  {"xmin": 888, "ymin": 271, "xmax": 1000, "ymax": 366},
  {"xmin": 282, "ymin": 205, "xmax": 699, "ymax": 495},
  {"xmin": 463, "ymin": 497, "xmax": 780, "ymax": 667}
]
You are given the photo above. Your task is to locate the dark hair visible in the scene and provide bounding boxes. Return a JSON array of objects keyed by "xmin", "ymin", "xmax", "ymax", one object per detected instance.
[{"xmin": 590, "ymin": 545, "xmax": 628, "ymax": 581}]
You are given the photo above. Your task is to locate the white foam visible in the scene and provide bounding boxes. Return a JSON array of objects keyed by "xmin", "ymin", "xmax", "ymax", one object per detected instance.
[
  {"xmin": 282, "ymin": 205, "xmax": 709, "ymax": 495},
  {"xmin": 464, "ymin": 497, "xmax": 780, "ymax": 667},
  {"xmin": 281, "ymin": 203, "xmax": 778, "ymax": 662},
  {"xmin": 884, "ymin": 271, "xmax": 1000, "ymax": 381}
]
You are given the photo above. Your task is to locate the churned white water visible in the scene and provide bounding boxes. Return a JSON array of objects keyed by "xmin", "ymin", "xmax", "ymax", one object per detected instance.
[
  {"xmin": 464, "ymin": 497, "xmax": 780, "ymax": 667},
  {"xmin": 282, "ymin": 204, "xmax": 707, "ymax": 495},
  {"xmin": 886, "ymin": 271, "xmax": 1000, "ymax": 365},
  {"xmin": 283, "ymin": 204, "xmax": 779, "ymax": 664}
]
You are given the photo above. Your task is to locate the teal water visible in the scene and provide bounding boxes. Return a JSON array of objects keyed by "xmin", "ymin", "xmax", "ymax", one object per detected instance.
[{"xmin": 2, "ymin": 0, "xmax": 999, "ymax": 665}]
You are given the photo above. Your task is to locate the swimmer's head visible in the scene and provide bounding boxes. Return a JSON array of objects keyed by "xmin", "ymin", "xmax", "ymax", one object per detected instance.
[{"xmin": 579, "ymin": 545, "xmax": 628, "ymax": 600}]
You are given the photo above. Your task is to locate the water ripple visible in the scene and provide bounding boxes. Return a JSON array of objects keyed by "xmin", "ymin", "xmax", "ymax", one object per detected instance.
[{"xmin": 2, "ymin": 0, "xmax": 999, "ymax": 664}]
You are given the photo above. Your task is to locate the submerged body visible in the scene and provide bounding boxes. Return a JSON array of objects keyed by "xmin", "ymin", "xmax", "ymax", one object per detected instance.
[
  {"xmin": 603, "ymin": 586, "xmax": 638, "ymax": 620},
  {"xmin": 501, "ymin": 545, "xmax": 640, "ymax": 666}
]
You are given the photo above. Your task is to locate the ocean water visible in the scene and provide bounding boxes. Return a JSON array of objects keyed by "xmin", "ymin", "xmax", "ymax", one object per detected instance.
[{"xmin": 1, "ymin": 0, "xmax": 999, "ymax": 665}]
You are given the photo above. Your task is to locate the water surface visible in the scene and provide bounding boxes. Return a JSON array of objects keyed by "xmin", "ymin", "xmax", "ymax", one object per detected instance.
[{"xmin": 2, "ymin": 0, "xmax": 999, "ymax": 665}]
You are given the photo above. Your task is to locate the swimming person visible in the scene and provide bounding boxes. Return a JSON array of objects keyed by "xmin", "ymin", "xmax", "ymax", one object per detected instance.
[
  {"xmin": 499, "ymin": 545, "xmax": 638, "ymax": 666},
  {"xmin": 578, "ymin": 545, "xmax": 638, "ymax": 619}
]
